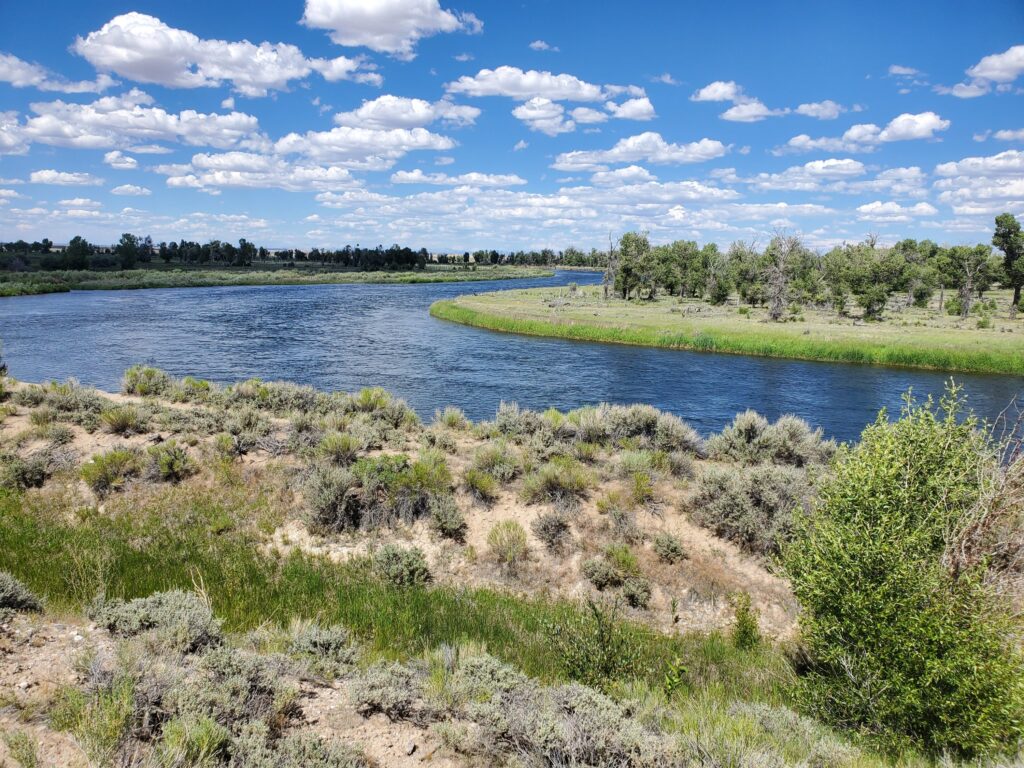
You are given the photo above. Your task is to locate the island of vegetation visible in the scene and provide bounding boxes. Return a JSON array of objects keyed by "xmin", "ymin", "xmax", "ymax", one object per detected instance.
[
  {"xmin": 0, "ymin": 359, "xmax": 1021, "ymax": 766},
  {"xmin": 432, "ymin": 213, "xmax": 1024, "ymax": 375},
  {"xmin": 0, "ymin": 235, "xmax": 587, "ymax": 297}
]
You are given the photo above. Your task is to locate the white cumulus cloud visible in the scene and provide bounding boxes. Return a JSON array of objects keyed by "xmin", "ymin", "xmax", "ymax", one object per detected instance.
[
  {"xmin": 552, "ymin": 132, "xmax": 729, "ymax": 171},
  {"xmin": 333, "ymin": 95, "xmax": 479, "ymax": 129},
  {"xmin": 0, "ymin": 52, "xmax": 115, "ymax": 93},
  {"xmin": 30, "ymin": 169, "xmax": 102, "ymax": 185}
]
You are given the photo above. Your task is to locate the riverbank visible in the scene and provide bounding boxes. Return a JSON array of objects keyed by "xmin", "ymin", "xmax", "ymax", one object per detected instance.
[
  {"xmin": 0, "ymin": 264, "xmax": 554, "ymax": 297},
  {"xmin": 431, "ymin": 285, "xmax": 1024, "ymax": 375}
]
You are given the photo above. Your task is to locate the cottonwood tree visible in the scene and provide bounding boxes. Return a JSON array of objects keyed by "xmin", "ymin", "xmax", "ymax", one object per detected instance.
[
  {"xmin": 763, "ymin": 234, "xmax": 803, "ymax": 321},
  {"xmin": 993, "ymin": 212, "xmax": 1024, "ymax": 315},
  {"xmin": 939, "ymin": 245, "xmax": 994, "ymax": 318}
]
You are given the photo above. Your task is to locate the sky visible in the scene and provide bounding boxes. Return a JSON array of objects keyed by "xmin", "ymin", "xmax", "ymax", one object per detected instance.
[{"xmin": 0, "ymin": 0, "xmax": 1022, "ymax": 252}]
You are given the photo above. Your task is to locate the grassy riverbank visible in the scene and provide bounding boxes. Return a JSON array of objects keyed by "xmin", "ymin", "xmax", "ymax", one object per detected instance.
[
  {"xmin": 0, "ymin": 264, "xmax": 554, "ymax": 297},
  {"xmin": 431, "ymin": 285, "xmax": 1024, "ymax": 375}
]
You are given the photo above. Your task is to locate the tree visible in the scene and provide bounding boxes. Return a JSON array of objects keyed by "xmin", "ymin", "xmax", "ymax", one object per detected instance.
[
  {"xmin": 992, "ymin": 212, "xmax": 1024, "ymax": 312},
  {"xmin": 763, "ymin": 235, "xmax": 802, "ymax": 321},
  {"xmin": 938, "ymin": 245, "xmax": 992, "ymax": 318},
  {"xmin": 115, "ymin": 233, "xmax": 140, "ymax": 269},
  {"xmin": 614, "ymin": 231, "xmax": 654, "ymax": 299},
  {"xmin": 63, "ymin": 235, "xmax": 93, "ymax": 270}
]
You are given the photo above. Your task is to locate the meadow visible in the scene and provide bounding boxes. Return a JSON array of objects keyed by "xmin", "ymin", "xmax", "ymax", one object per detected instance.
[{"xmin": 431, "ymin": 284, "xmax": 1024, "ymax": 374}]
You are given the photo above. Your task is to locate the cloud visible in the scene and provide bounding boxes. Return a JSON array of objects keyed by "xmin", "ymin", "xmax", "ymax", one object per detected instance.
[
  {"xmin": 888, "ymin": 64, "xmax": 920, "ymax": 76},
  {"xmin": 103, "ymin": 150, "xmax": 137, "ymax": 169},
  {"xmin": 274, "ymin": 125, "xmax": 455, "ymax": 168},
  {"xmin": 795, "ymin": 100, "xmax": 844, "ymax": 119},
  {"xmin": 690, "ymin": 80, "xmax": 789, "ymax": 122},
  {"xmin": 936, "ymin": 44, "xmax": 1024, "ymax": 99},
  {"xmin": 30, "ymin": 169, "xmax": 102, "ymax": 185},
  {"xmin": 513, "ymin": 139, "xmax": 528, "ymax": 151},
  {"xmin": 529, "ymin": 40, "xmax": 559, "ymax": 52},
  {"xmin": 934, "ymin": 149, "xmax": 1024, "ymax": 177},
  {"xmin": 652, "ymin": 73, "xmax": 678, "ymax": 86},
  {"xmin": 774, "ymin": 111, "xmax": 950, "ymax": 154},
  {"xmin": 856, "ymin": 200, "xmax": 938, "ymax": 222},
  {"xmin": 552, "ymin": 132, "xmax": 729, "ymax": 171},
  {"xmin": 391, "ymin": 169, "xmax": 527, "ymax": 186},
  {"xmin": 301, "ymin": 0, "xmax": 481, "ymax": 60},
  {"xmin": 590, "ymin": 165, "xmax": 656, "ymax": 185},
  {"xmin": 512, "ymin": 97, "xmax": 575, "ymax": 135},
  {"xmin": 447, "ymin": 65, "xmax": 605, "ymax": 101},
  {"xmin": 111, "ymin": 184, "xmax": 151, "ymax": 195},
  {"xmin": 994, "ymin": 128, "xmax": 1024, "ymax": 141},
  {"xmin": 571, "ymin": 107, "xmax": 608, "ymax": 124},
  {"xmin": 0, "ymin": 89, "xmax": 263, "ymax": 155},
  {"xmin": 156, "ymin": 151, "xmax": 363, "ymax": 192},
  {"xmin": 605, "ymin": 97, "xmax": 656, "ymax": 120},
  {"xmin": 73, "ymin": 12, "xmax": 380, "ymax": 97},
  {"xmin": 333, "ymin": 95, "xmax": 479, "ymax": 129},
  {"xmin": 453, "ymin": 53, "xmax": 473, "ymax": 62},
  {"xmin": 0, "ymin": 52, "xmax": 115, "ymax": 93}
]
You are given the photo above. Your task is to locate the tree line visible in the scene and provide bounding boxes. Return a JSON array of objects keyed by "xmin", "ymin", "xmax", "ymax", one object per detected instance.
[{"xmin": 605, "ymin": 213, "xmax": 1024, "ymax": 320}]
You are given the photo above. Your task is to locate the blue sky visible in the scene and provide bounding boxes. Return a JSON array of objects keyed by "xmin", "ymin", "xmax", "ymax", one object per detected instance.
[{"xmin": 0, "ymin": 0, "xmax": 1021, "ymax": 251}]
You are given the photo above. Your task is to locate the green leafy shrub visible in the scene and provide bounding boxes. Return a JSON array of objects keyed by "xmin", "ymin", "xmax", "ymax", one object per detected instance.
[
  {"xmin": 530, "ymin": 509, "xmax": 571, "ymax": 551},
  {"xmin": 581, "ymin": 557, "xmax": 622, "ymax": 590},
  {"xmin": 100, "ymin": 405, "xmax": 146, "ymax": 436},
  {"xmin": 428, "ymin": 495, "xmax": 466, "ymax": 541},
  {"xmin": 373, "ymin": 544, "xmax": 432, "ymax": 587},
  {"xmin": 692, "ymin": 464, "xmax": 810, "ymax": 556},
  {"xmin": 544, "ymin": 599, "xmax": 643, "ymax": 691},
  {"xmin": 730, "ymin": 592, "xmax": 761, "ymax": 650},
  {"xmin": 1, "ymin": 453, "xmax": 49, "ymax": 490},
  {"xmin": 434, "ymin": 406, "xmax": 469, "ymax": 430},
  {"xmin": 653, "ymin": 532, "xmax": 687, "ymax": 563},
  {"xmin": 462, "ymin": 467, "xmax": 498, "ymax": 502},
  {"xmin": 122, "ymin": 365, "xmax": 170, "ymax": 396},
  {"xmin": 487, "ymin": 520, "xmax": 528, "ymax": 571},
  {"xmin": 147, "ymin": 440, "xmax": 196, "ymax": 482},
  {"xmin": 784, "ymin": 390, "xmax": 1024, "ymax": 756},
  {"xmin": 469, "ymin": 441, "xmax": 520, "ymax": 482},
  {"xmin": 80, "ymin": 448, "xmax": 144, "ymax": 496},
  {"xmin": 0, "ymin": 571, "xmax": 42, "ymax": 612}
]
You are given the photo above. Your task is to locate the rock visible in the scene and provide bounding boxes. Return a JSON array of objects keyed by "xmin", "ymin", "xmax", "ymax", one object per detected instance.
[{"xmin": 406, "ymin": 741, "xmax": 417, "ymax": 756}]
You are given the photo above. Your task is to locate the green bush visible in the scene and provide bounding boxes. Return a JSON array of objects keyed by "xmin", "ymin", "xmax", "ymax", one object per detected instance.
[
  {"xmin": 581, "ymin": 557, "xmax": 622, "ymax": 590},
  {"xmin": 487, "ymin": 520, "xmax": 528, "ymax": 571},
  {"xmin": 463, "ymin": 467, "xmax": 498, "ymax": 502},
  {"xmin": 1, "ymin": 453, "xmax": 49, "ymax": 490},
  {"xmin": 730, "ymin": 592, "xmax": 761, "ymax": 650},
  {"xmin": 784, "ymin": 389, "xmax": 1024, "ymax": 756},
  {"xmin": 544, "ymin": 599, "xmax": 643, "ymax": 691},
  {"xmin": 373, "ymin": 544, "xmax": 432, "ymax": 587},
  {"xmin": 0, "ymin": 571, "xmax": 42, "ymax": 612},
  {"xmin": 653, "ymin": 532, "xmax": 687, "ymax": 564},
  {"xmin": 147, "ymin": 440, "xmax": 196, "ymax": 482},
  {"xmin": 434, "ymin": 406, "xmax": 469, "ymax": 430},
  {"xmin": 520, "ymin": 456, "xmax": 591, "ymax": 505},
  {"xmin": 157, "ymin": 715, "xmax": 230, "ymax": 767},
  {"xmin": 350, "ymin": 662, "xmax": 422, "ymax": 721},
  {"xmin": 428, "ymin": 495, "xmax": 466, "ymax": 541},
  {"xmin": 692, "ymin": 464, "xmax": 810, "ymax": 556},
  {"xmin": 89, "ymin": 590, "xmax": 222, "ymax": 653},
  {"xmin": 122, "ymin": 365, "xmax": 171, "ymax": 396},
  {"xmin": 469, "ymin": 440, "xmax": 521, "ymax": 482},
  {"xmin": 100, "ymin": 405, "xmax": 147, "ymax": 436},
  {"xmin": 289, "ymin": 622, "xmax": 357, "ymax": 675},
  {"xmin": 304, "ymin": 464, "xmax": 360, "ymax": 533},
  {"xmin": 622, "ymin": 576, "xmax": 652, "ymax": 609},
  {"xmin": 317, "ymin": 431, "xmax": 360, "ymax": 465},
  {"xmin": 80, "ymin": 448, "xmax": 144, "ymax": 496}
]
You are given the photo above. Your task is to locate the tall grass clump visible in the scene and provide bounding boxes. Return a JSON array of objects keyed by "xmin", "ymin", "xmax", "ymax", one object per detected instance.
[
  {"xmin": 521, "ymin": 456, "xmax": 592, "ymax": 505},
  {"xmin": 80, "ymin": 448, "xmax": 144, "ymax": 496},
  {"xmin": 784, "ymin": 387, "xmax": 1024, "ymax": 756}
]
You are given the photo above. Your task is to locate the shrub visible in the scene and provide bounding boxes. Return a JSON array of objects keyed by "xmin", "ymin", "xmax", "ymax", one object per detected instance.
[
  {"xmin": 487, "ymin": 520, "xmax": 528, "ymax": 571},
  {"xmin": 80, "ymin": 448, "xmax": 143, "ymax": 496},
  {"xmin": 0, "ymin": 571, "xmax": 42, "ymax": 613},
  {"xmin": 666, "ymin": 450, "xmax": 695, "ymax": 479},
  {"xmin": 304, "ymin": 464, "xmax": 360, "ymax": 533},
  {"xmin": 317, "ymin": 431, "xmax": 360, "ymax": 465},
  {"xmin": 629, "ymin": 470, "xmax": 655, "ymax": 506},
  {"xmin": 692, "ymin": 464, "xmax": 810, "ymax": 556},
  {"xmin": 653, "ymin": 532, "xmax": 687, "ymax": 564},
  {"xmin": 544, "ymin": 599, "xmax": 643, "ymax": 691},
  {"xmin": 604, "ymin": 542, "xmax": 640, "ymax": 577},
  {"xmin": 157, "ymin": 715, "xmax": 230, "ymax": 767},
  {"xmin": 784, "ymin": 389, "xmax": 1024, "ymax": 756},
  {"xmin": 730, "ymin": 592, "xmax": 761, "ymax": 650},
  {"xmin": 462, "ymin": 467, "xmax": 498, "ymax": 502},
  {"xmin": 428, "ymin": 495, "xmax": 466, "ymax": 541},
  {"xmin": 89, "ymin": 590, "xmax": 222, "ymax": 653},
  {"xmin": 100, "ymin": 405, "xmax": 146, "ymax": 436},
  {"xmin": 231, "ymin": 723, "xmax": 370, "ymax": 768},
  {"xmin": 434, "ymin": 406, "xmax": 469, "ymax": 431},
  {"xmin": 709, "ymin": 410, "xmax": 834, "ymax": 466},
  {"xmin": 1, "ymin": 453, "xmax": 49, "ymax": 490},
  {"xmin": 122, "ymin": 365, "xmax": 170, "ymax": 396},
  {"xmin": 622, "ymin": 576, "xmax": 652, "ymax": 609},
  {"xmin": 530, "ymin": 509, "xmax": 571, "ymax": 551},
  {"xmin": 653, "ymin": 412, "xmax": 705, "ymax": 454},
  {"xmin": 29, "ymin": 405, "xmax": 56, "ymax": 427},
  {"xmin": 494, "ymin": 401, "xmax": 543, "ymax": 438},
  {"xmin": 520, "ymin": 456, "xmax": 591, "ymax": 505},
  {"xmin": 470, "ymin": 441, "xmax": 520, "ymax": 482},
  {"xmin": 289, "ymin": 622, "xmax": 357, "ymax": 675},
  {"xmin": 147, "ymin": 440, "xmax": 196, "ymax": 482},
  {"xmin": 374, "ymin": 544, "xmax": 432, "ymax": 587},
  {"xmin": 582, "ymin": 557, "xmax": 622, "ymax": 590},
  {"xmin": 350, "ymin": 662, "xmax": 423, "ymax": 721}
]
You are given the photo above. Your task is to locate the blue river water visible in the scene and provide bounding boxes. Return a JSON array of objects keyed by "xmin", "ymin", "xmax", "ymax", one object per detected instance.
[{"xmin": 0, "ymin": 270, "xmax": 1019, "ymax": 442}]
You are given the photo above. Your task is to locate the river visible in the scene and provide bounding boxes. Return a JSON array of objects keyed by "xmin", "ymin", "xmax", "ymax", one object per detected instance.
[{"xmin": 1, "ymin": 270, "xmax": 1019, "ymax": 442}]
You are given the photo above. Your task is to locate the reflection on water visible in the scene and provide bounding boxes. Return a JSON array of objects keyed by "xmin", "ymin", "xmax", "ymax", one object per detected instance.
[{"xmin": 1, "ymin": 270, "xmax": 1019, "ymax": 442}]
